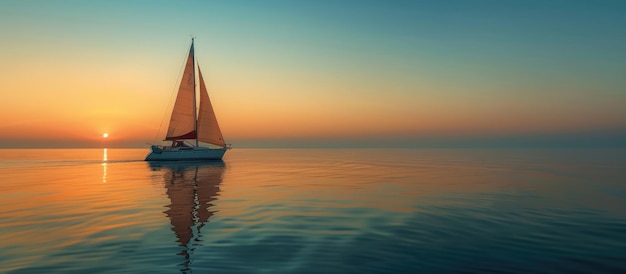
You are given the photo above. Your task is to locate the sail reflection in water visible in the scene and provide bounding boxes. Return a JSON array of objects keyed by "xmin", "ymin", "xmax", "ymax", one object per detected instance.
[{"xmin": 149, "ymin": 161, "xmax": 225, "ymax": 270}]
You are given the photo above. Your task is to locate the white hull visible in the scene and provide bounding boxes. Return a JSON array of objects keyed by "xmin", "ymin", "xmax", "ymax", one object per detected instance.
[{"xmin": 145, "ymin": 145, "xmax": 227, "ymax": 161}]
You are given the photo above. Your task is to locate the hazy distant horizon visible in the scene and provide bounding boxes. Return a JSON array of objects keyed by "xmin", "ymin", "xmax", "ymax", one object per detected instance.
[{"xmin": 1, "ymin": 129, "xmax": 624, "ymax": 149}]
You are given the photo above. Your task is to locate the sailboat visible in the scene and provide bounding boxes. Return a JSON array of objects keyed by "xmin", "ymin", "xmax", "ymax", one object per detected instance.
[{"xmin": 145, "ymin": 38, "xmax": 230, "ymax": 161}]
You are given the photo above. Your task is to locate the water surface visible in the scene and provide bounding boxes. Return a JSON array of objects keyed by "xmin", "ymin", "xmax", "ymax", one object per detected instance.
[{"xmin": 1, "ymin": 148, "xmax": 625, "ymax": 273}]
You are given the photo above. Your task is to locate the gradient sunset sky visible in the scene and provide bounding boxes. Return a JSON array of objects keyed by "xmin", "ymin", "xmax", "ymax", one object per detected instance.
[{"xmin": 1, "ymin": 0, "xmax": 625, "ymax": 148}]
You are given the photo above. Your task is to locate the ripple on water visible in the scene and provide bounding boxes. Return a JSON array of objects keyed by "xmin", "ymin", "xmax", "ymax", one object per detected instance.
[{"xmin": 1, "ymin": 148, "xmax": 626, "ymax": 273}]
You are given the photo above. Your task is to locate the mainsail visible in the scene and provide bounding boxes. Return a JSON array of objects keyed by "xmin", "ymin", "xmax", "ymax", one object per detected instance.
[
  {"xmin": 197, "ymin": 68, "xmax": 225, "ymax": 146},
  {"xmin": 165, "ymin": 43, "xmax": 197, "ymax": 140}
]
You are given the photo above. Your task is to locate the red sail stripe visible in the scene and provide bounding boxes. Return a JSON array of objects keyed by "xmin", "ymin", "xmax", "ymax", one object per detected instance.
[{"xmin": 165, "ymin": 130, "xmax": 196, "ymax": 140}]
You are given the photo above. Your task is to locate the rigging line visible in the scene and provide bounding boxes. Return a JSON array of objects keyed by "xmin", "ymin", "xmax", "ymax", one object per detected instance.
[{"xmin": 153, "ymin": 39, "xmax": 195, "ymax": 143}]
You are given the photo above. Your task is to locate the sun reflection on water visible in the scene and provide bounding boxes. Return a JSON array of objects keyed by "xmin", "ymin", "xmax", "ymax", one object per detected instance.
[{"xmin": 102, "ymin": 148, "xmax": 107, "ymax": 183}]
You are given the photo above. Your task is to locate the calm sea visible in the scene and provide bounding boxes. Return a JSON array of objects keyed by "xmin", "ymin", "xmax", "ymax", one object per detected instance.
[{"xmin": 0, "ymin": 148, "xmax": 625, "ymax": 273}]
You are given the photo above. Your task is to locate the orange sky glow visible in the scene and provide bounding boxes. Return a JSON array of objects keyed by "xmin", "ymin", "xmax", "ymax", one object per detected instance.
[{"xmin": 0, "ymin": 2, "xmax": 625, "ymax": 148}]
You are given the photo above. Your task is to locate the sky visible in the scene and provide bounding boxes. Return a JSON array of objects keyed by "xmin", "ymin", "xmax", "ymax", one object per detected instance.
[{"xmin": 0, "ymin": 0, "xmax": 625, "ymax": 148}]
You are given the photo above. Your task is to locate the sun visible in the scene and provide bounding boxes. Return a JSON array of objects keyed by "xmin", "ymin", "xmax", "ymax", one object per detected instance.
[{"xmin": 103, "ymin": 133, "xmax": 109, "ymax": 138}]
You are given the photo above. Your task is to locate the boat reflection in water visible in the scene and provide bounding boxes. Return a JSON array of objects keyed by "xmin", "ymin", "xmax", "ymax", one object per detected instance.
[{"xmin": 148, "ymin": 160, "xmax": 225, "ymax": 271}]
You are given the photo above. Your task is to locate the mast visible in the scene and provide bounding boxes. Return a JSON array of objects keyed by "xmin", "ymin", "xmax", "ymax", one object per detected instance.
[{"xmin": 191, "ymin": 38, "xmax": 199, "ymax": 147}]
